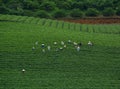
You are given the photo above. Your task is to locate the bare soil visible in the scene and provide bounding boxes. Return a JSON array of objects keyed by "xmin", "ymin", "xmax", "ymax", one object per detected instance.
[{"xmin": 58, "ymin": 17, "xmax": 120, "ymax": 24}]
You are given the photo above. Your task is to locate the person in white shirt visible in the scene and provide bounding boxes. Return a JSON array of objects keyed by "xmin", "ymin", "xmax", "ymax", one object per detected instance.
[
  {"xmin": 88, "ymin": 41, "xmax": 93, "ymax": 46},
  {"xmin": 22, "ymin": 69, "xmax": 25, "ymax": 73},
  {"xmin": 77, "ymin": 46, "xmax": 80, "ymax": 51},
  {"xmin": 47, "ymin": 46, "xmax": 51, "ymax": 51}
]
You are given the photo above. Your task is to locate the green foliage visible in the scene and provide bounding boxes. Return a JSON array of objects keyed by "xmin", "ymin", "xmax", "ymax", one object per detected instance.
[
  {"xmin": 116, "ymin": 7, "xmax": 120, "ymax": 16},
  {"xmin": 0, "ymin": 3, "xmax": 8, "ymax": 14},
  {"xmin": 40, "ymin": 2, "xmax": 56, "ymax": 11},
  {"xmin": 23, "ymin": 10, "xmax": 36, "ymax": 17},
  {"xmin": 36, "ymin": 10, "xmax": 50, "ymax": 18},
  {"xmin": 71, "ymin": 1, "xmax": 87, "ymax": 10},
  {"xmin": 6, "ymin": 0, "xmax": 24, "ymax": 15},
  {"xmin": 85, "ymin": 8, "xmax": 99, "ymax": 17},
  {"xmin": 8, "ymin": 9, "xmax": 23, "ymax": 15},
  {"xmin": 6, "ymin": 0, "xmax": 22, "ymax": 10},
  {"xmin": 70, "ymin": 9, "xmax": 84, "ymax": 18},
  {"xmin": 1, "ymin": 0, "xmax": 10, "ymax": 4},
  {"xmin": 0, "ymin": 0, "xmax": 120, "ymax": 18},
  {"xmin": 56, "ymin": 1, "xmax": 71, "ymax": 10},
  {"xmin": 103, "ymin": 8, "xmax": 115, "ymax": 16},
  {"xmin": 53, "ymin": 10, "xmax": 67, "ymax": 18},
  {"xmin": 22, "ymin": 0, "xmax": 39, "ymax": 10}
]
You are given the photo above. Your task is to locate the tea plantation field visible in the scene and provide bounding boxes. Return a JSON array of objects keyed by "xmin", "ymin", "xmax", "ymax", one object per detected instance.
[{"xmin": 0, "ymin": 15, "xmax": 120, "ymax": 89}]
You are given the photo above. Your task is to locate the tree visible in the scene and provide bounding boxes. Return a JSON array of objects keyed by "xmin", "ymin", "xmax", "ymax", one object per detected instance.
[
  {"xmin": 22, "ymin": 0, "xmax": 39, "ymax": 10},
  {"xmin": 116, "ymin": 7, "xmax": 120, "ymax": 16},
  {"xmin": 70, "ymin": 9, "xmax": 84, "ymax": 18},
  {"xmin": 53, "ymin": 10, "xmax": 66, "ymax": 18},
  {"xmin": 102, "ymin": 8, "xmax": 115, "ymax": 16},
  {"xmin": 5, "ymin": 0, "xmax": 24, "ymax": 15},
  {"xmin": 85, "ymin": 8, "xmax": 99, "ymax": 17},
  {"xmin": 0, "ymin": 3, "xmax": 8, "ymax": 14},
  {"xmin": 36, "ymin": 10, "xmax": 50, "ymax": 18},
  {"xmin": 1, "ymin": 0, "xmax": 120, "ymax": 18},
  {"xmin": 1, "ymin": 0, "xmax": 9, "ymax": 4},
  {"xmin": 56, "ymin": 1, "xmax": 71, "ymax": 10},
  {"xmin": 103, "ymin": 0, "xmax": 114, "ymax": 8},
  {"xmin": 23, "ymin": 10, "xmax": 36, "ymax": 16},
  {"xmin": 71, "ymin": 1, "xmax": 87, "ymax": 10},
  {"xmin": 40, "ymin": 2, "xmax": 56, "ymax": 11}
]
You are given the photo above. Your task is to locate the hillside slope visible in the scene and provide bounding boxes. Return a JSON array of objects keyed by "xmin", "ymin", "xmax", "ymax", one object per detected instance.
[{"xmin": 0, "ymin": 15, "xmax": 120, "ymax": 89}]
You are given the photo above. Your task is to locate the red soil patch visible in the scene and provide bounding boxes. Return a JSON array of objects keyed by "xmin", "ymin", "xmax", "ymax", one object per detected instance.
[{"xmin": 59, "ymin": 17, "xmax": 120, "ymax": 24}]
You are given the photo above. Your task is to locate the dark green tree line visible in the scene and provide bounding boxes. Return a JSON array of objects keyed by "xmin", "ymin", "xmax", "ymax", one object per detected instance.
[{"xmin": 0, "ymin": 0, "xmax": 120, "ymax": 18}]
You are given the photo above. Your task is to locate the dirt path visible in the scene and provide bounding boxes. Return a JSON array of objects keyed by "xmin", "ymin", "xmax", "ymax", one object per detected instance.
[{"xmin": 59, "ymin": 17, "xmax": 120, "ymax": 24}]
